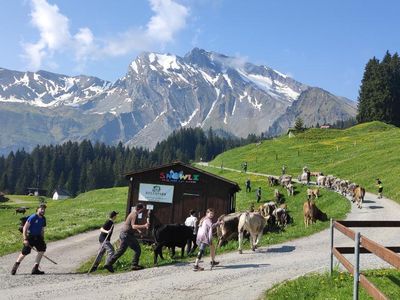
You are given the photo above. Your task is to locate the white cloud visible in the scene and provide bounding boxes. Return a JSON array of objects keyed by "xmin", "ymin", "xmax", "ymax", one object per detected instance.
[
  {"xmin": 22, "ymin": 0, "xmax": 190, "ymax": 70},
  {"xmin": 147, "ymin": 0, "xmax": 189, "ymax": 43}
]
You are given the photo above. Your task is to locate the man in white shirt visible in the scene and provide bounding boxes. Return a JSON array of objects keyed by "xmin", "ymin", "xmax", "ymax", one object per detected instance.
[{"xmin": 184, "ymin": 210, "xmax": 198, "ymax": 255}]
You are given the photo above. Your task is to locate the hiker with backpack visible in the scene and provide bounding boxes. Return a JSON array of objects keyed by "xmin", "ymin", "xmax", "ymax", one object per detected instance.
[{"xmin": 11, "ymin": 203, "xmax": 47, "ymax": 275}]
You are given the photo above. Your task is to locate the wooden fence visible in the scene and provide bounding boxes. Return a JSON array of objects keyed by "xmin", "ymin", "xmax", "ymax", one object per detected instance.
[{"xmin": 330, "ymin": 220, "xmax": 400, "ymax": 300}]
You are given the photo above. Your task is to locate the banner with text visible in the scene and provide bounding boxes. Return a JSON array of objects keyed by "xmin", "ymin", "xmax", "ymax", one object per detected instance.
[{"xmin": 138, "ymin": 183, "xmax": 174, "ymax": 203}]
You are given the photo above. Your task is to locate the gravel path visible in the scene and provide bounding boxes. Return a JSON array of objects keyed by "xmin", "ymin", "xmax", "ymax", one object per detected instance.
[{"xmin": 1, "ymin": 169, "xmax": 399, "ymax": 299}]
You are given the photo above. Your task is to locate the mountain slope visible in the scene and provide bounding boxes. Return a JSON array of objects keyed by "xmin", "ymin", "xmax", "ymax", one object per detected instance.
[
  {"xmin": 0, "ymin": 48, "xmax": 356, "ymax": 153},
  {"xmin": 211, "ymin": 121, "xmax": 400, "ymax": 202},
  {"xmin": 267, "ymin": 87, "xmax": 357, "ymax": 135}
]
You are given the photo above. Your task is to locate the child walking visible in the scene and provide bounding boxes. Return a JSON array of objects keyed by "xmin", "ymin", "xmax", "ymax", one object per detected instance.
[{"xmin": 193, "ymin": 208, "xmax": 222, "ymax": 271}]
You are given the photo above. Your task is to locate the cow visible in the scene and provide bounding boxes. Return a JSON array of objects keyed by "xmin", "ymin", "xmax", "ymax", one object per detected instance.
[
  {"xmin": 353, "ymin": 186, "xmax": 365, "ymax": 209},
  {"xmin": 307, "ymin": 188, "xmax": 320, "ymax": 200},
  {"xmin": 258, "ymin": 201, "xmax": 276, "ymax": 218},
  {"xmin": 152, "ymin": 224, "xmax": 196, "ymax": 264},
  {"xmin": 303, "ymin": 199, "xmax": 328, "ymax": 227},
  {"xmin": 317, "ymin": 175, "xmax": 326, "ymax": 186},
  {"xmin": 310, "ymin": 171, "xmax": 323, "ymax": 177},
  {"xmin": 298, "ymin": 172, "xmax": 308, "ymax": 184},
  {"xmin": 272, "ymin": 208, "xmax": 290, "ymax": 228},
  {"xmin": 279, "ymin": 175, "xmax": 292, "ymax": 187},
  {"xmin": 325, "ymin": 175, "xmax": 336, "ymax": 189},
  {"xmin": 339, "ymin": 180, "xmax": 349, "ymax": 196},
  {"xmin": 268, "ymin": 176, "xmax": 279, "ymax": 187},
  {"xmin": 238, "ymin": 212, "xmax": 269, "ymax": 254},
  {"xmin": 15, "ymin": 207, "xmax": 27, "ymax": 215},
  {"xmin": 286, "ymin": 183, "xmax": 294, "ymax": 196},
  {"xmin": 216, "ymin": 212, "xmax": 242, "ymax": 247}
]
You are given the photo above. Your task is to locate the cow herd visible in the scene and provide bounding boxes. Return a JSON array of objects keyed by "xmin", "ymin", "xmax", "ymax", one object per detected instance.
[{"xmin": 150, "ymin": 169, "xmax": 366, "ymax": 265}]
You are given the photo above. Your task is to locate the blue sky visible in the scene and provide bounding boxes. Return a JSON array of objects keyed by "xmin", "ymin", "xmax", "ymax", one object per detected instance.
[{"xmin": 0, "ymin": 0, "xmax": 399, "ymax": 100}]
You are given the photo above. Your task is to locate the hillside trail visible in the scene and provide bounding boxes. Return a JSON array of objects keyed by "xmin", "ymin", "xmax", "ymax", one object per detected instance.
[{"xmin": 0, "ymin": 165, "xmax": 399, "ymax": 299}]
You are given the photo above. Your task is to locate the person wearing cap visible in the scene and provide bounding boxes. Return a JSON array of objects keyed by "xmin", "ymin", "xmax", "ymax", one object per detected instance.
[
  {"xmin": 89, "ymin": 211, "xmax": 119, "ymax": 273},
  {"xmin": 11, "ymin": 204, "xmax": 47, "ymax": 275},
  {"xmin": 104, "ymin": 203, "xmax": 149, "ymax": 272}
]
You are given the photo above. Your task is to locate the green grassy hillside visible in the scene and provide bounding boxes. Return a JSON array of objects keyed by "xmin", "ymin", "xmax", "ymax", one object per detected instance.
[
  {"xmin": 0, "ymin": 188, "xmax": 127, "ymax": 256},
  {"xmin": 212, "ymin": 121, "xmax": 400, "ymax": 202}
]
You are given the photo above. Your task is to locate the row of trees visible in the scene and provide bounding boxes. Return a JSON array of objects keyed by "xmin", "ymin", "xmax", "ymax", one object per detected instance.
[
  {"xmin": 357, "ymin": 51, "xmax": 400, "ymax": 125},
  {"xmin": 0, "ymin": 127, "xmax": 257, "ymax": 196}
]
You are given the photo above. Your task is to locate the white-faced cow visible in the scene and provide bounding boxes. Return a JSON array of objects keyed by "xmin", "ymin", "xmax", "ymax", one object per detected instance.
[{"xmin": 238, "ymin": 212, "xmax": 269, "ymax": 254}]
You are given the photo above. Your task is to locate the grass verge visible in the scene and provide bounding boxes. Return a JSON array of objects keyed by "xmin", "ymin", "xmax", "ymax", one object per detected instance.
[{"xmin": 265, "ymin": 269, "xmax": 400, "ymax": 299}]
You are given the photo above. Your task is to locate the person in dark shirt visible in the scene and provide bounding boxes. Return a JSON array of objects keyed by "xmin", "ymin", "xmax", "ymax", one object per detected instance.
[
  {"xmin": 256, "ymin": 187, "xmax": 262, "ymax": 203},
  {"xmin": 376, "ymin": 179, "xmax": 383, "ymax": 199},
  {"xmin": 245, "ymin": 179, "xmax": 251, "ymax": 192},
  {"xmin": 11, "ymin": 204, "xmax": 47, "ymax": 275},
  {"xmin": 104, "ymin": 203, "xmax": 149, "ymax": 272},
  {"xmin": 89, "ymin": 211, "xmax": 118, "ymax": 273}
]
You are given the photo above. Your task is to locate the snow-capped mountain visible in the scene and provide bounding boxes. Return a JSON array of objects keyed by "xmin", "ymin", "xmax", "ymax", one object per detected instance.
[{"xmin": 0, "ymin": 48, "xmax": 357, "ymax": 154}]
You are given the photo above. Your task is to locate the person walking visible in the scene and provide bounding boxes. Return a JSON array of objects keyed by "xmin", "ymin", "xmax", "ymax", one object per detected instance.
[
  {"xmin": 282, "ymin": 165, "xmax": 286, "ymax": 175},
  {"xmin": 256, "ymin": 187, "xmax": 262, "ymax": 203},
  {"xmin": 11, "ymin": 204, "xmax": 47, "ymax": 275},
  {"xmin": 89, "ymin": 211, "xmax": 119, "ymax": 273},
  {"xmin": 376, "ymin": 179, "xmax": 383, "ymax": 199},
  {"xmin": 245, "ymin": 178, "xmax": 251, "ymax": 192},
  {"xmin": 104, "ymin": 203, "xmax": 149, "ymax": 273},
  {"xmin": 184, "ymin": 210, "xmax": 198, "ymax": 255},
  {"xmin": 193, "ymin": 208, "xmax": 222, "ymax": 271}
]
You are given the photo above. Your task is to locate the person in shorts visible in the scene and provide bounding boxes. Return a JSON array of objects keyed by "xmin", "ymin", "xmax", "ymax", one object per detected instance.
[{"xmin": 11, "ymin": 204, "xmax": 47, "ymax": 275}]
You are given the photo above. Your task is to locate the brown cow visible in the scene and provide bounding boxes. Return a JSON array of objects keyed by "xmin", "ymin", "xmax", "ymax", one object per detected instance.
[
  {"xmin": 216, "ymin": 212, "xmax": 242, "ymax": 247},
  {"xmin": 303, "ymin": 199, "xmax": 328, "ymax": 227},
  {"xmin": 307, "ymin": 188, "xmax": 320, "ymax": 200},
  {"xmin": 353, "ymin": 186, "xmax": 365, "ymax": 209}
]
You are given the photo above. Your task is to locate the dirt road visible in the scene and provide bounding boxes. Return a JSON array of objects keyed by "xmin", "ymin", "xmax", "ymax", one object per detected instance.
[{"xmin": 0, "ymin": 184, "xmax": 399, "ymax": 299}]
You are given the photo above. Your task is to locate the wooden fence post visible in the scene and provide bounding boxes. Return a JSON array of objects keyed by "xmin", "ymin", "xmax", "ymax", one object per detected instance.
[
  {"xmin": 330, "ymin": 219, "xmax": 334, "ymax": 275},
  {"xmin": 353, "ymin": 232, "xmax": 361, "ymax": 300}
]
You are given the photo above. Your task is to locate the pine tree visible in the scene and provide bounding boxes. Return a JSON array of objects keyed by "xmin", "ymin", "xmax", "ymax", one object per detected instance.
[{"xmin": 294, "ymin": 118, "xmax": 304, "ymax": 131}]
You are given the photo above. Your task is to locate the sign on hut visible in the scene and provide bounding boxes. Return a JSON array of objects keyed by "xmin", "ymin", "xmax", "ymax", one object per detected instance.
[{"xmin": 124, "ymin": 161, "xmax": 240, "ymax": 241}]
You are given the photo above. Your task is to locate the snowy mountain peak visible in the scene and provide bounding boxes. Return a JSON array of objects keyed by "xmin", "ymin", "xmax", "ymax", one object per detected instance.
[{"xmin": 0, "ymin": 48, "xmax": 356, "ymax": 154}]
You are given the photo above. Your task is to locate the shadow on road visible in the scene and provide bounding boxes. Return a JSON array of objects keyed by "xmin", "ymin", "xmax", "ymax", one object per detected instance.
[
  {"xmin": 265, "ymin": 245, "xmax": 296, "ymax": 253},
  {"xmin": 362, "ymin": 200, "xmax": 376, "ymax": 204},
  {"xmin": 216, "ymin": 263, "xmax": 270, "ymax": 270},
  {"xmin": 368, "ymin": 206, "xmax": 384, "ymax": 209}
]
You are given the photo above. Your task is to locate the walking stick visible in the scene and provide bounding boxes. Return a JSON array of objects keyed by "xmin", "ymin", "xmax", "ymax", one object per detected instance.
[
  {"xmin": 31, "ymin": 246, "xmax": 58, "ymax": 265},
  {"xmin": 87, "ymin": 224, "xmax": 114, "ymax": 274}
]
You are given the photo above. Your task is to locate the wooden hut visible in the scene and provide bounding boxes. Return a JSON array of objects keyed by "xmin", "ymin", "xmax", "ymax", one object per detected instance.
[{"xmin": 124, "ymin": 162, "xmax": 240, "ymax": 241}]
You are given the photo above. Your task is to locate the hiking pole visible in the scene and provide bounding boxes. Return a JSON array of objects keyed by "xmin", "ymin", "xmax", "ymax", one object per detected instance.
[
  {"xmin": 30, "ymin": 246, "xmax": 58, "ymax": 265},
  {"xmin": 87, "ymin": 224, "xmax": 114, "ymax": 274}
]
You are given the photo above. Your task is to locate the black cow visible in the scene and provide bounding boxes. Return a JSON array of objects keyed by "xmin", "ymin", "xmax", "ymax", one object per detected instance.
[
  {"xmin": 152, "ymin": 224, "xmax": 196, "ymax": 264},
  {"xmin": 15, "ymin": 207, "xmax": 27, "ymax": 215}
]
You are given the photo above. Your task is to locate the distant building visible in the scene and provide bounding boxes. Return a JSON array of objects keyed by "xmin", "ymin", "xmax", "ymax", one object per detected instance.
[
  {"xmin": 52, "ymin": 189, "xmax": 71, "ymax": 200},
  {"xmin": 320, "ymin": 125, "xmax": 331, "ymax": 129},
  {"xmin": 287, "ymin": 128, "xmax": 296, "ymax": 138}
]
